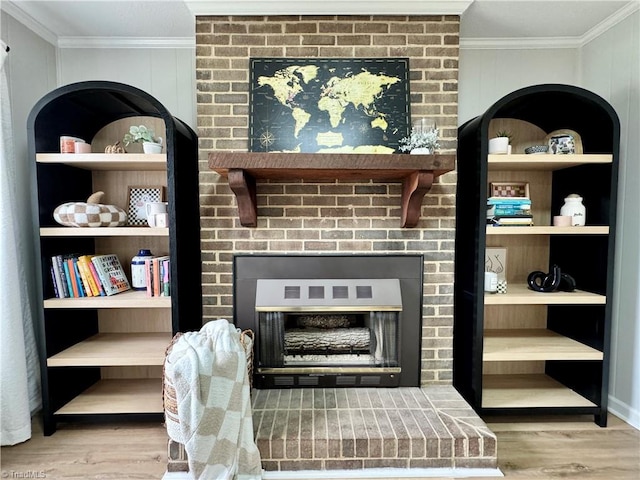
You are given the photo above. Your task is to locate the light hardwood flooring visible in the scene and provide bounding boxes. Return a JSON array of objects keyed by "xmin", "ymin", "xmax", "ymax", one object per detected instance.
[{"xmin": 1, "ymin": 414, "xmax": 638, "ymax": 479}]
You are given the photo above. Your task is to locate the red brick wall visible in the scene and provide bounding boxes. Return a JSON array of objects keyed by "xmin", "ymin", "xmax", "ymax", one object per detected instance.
[{"xmin": 195, "ymin": 15, "xmax": 459, "ymax": 384}]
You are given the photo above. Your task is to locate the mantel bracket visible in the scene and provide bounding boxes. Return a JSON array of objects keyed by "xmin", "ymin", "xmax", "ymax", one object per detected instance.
[
  {"xmin": 228, "ymin": 169, "xmax": 257, "ymax": 227},
  {"xmin": 401, "ymin": 171, "xmax": 435, "ymax": 228}
]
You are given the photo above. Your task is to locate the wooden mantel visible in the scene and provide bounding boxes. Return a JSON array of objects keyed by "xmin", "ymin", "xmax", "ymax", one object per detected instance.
[{"xmin": 208, "ymin": 152, "xmax": 456, "ymax": 228}]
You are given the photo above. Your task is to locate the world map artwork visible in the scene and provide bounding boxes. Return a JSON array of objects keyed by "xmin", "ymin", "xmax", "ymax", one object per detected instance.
[{"xmin": 249, "ymin": 58, "xmax": 411, "ymax": 153}]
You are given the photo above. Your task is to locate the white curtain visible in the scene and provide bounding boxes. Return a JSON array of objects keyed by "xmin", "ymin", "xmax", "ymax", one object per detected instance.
[{"xmin": 1, "ymin": 41, "xmax": 41, "ymax": 445}]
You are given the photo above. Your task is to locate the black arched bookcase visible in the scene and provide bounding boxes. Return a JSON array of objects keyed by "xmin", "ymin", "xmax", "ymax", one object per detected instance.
[
  {"xmin": 453, "ymin": 84, "xmax": 619, "ymax": 426},
  {"xmin": 28, "ymin": 81, "xmax": 202, "ymax": 435}
]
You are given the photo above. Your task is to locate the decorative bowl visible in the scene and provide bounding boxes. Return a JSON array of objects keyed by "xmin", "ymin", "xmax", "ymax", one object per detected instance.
[{"xmin": 524, "ymin": 145, "xmax": 549, "ymax": 154}]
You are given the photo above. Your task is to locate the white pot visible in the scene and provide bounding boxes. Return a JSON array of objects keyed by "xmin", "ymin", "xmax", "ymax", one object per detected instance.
[
  {"xmin": 410, "ymin": 147, "xmax": 431, "ymax": 154},
  {"xmin": 488, "ymin": 137, "xmax": 509, "ymax": 154},
  {"xmin": 142, "ymin": 138, "xmax": 163, "ymax": 154}
]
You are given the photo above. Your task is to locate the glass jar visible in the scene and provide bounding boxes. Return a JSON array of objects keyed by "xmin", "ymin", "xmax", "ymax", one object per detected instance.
[{"xmin": 131, "ymin": 249, "xmax": 154, "ymax": 290}]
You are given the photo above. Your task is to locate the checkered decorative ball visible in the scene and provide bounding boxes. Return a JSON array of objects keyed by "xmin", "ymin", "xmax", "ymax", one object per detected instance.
[
  {"xmin": 496, "ymin": 280, "xmax": 508, "ymax": 294},
  {"xmin": 54, "ymin": 202, "xmax": 127, "ymax": 227}
]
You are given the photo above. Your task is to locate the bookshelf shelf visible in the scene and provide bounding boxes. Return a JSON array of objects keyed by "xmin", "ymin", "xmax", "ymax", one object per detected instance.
[
  {"xmin": 482, "ymin": 374, "xmax": 598, "ymax": 409},
  {"xmin": 486, "ymin": 225, "xmax": 609, "ymax": 235},
  {"xmin": 41, "ymin": 227, "xmax": 169, "ymax": 237},
  {"xmin": 43, "ymin": 289, "xmax": 171, "ymax": 308},
  {"xmin": 487, "ymin": 154, "xmax": 612, "ymax": 171},
  {"xmin": 483, "ymin": 329, "xmax": 603, "ymax": 361},
  {"xmin": 47, "ymin": 333, "xmax": 171, "ymax": 367},
  {"xmin": 30, "ymin": 81, "xmax": 202, "ymax": 435},
  {"xmin": 484, "ymin": 284, "xmax": 606, "ymax": 305},
  {"xmin": 36, "ymin": 153, "xmax": 167, "ymax": 171},
  {"xmin": 54, "ymin": 379, "xmax": 163, "ymax": 415}
]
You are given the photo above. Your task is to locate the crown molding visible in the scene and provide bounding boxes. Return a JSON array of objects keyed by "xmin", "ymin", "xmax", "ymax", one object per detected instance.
[
  {"xmin": 460, "ymin": 37, "xmax": 582, "ymax": 50},
  {"xmin": 461, "ymin": 1, "xmax": 639, "ymax": 51},
  {"xmin": 1, "ymin": 0, "xmax": 57, "ymax": 46},
  {"xmin": 581, "ymin": 1, "xmax": 639, "ymax": 46},
  {"xmin": 57, "ymin": 37, "xmax": 196, "ymax": 49},
  {"xmin": 185, "ymin": 0, "xmax": 473, "ymax": 16}
]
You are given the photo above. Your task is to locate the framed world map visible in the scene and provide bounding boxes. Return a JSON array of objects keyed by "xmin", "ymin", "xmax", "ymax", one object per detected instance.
[{"xmin": 249, "ymin": 58, "xmax": 411, "ymax": 154}]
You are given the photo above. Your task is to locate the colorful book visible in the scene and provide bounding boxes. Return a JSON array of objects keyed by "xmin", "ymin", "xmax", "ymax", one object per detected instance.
[
  {"xmin": 162, "ymin": 259, "xmax": 170, "ymax": 297},
  {"xmin": 65, "ymin": 258, "xmax": 79, "ymax": 297},
  {"xmin": 50, "ymin": 256, "xmax": 64, "ymax": 298},
  {"xmin": 86, "ymin": 260, "xmax": 106, "ymax": 296},
  {"xmin": 50, "ymin": 264, "xmax": 60, "ymax": 298},
  {"xmin": 90, "ymin": 254, "xmax": 131, "ymax": 296},
  {"xmin": 72, "ymin": 258, "xmax": 86, "ymax": 297},
  {"xmin": 78, "ymin": 255, "xmax": 99, "ymax": 296}
]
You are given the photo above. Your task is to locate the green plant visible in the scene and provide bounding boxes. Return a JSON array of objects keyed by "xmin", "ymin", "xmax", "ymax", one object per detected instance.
[
  {"xmin": 398, "ymin": 127, "xmax": 440, "ymax": 153},
  {"xmin": 495, "ymin": 130, "xmax": 513, "ymax": 143},
  {"xmin": 123, "ymin": 125, "xmax": 157, "ymax": 145}
]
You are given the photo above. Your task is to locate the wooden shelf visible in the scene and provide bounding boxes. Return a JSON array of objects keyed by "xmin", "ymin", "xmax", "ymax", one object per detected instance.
[
  {"xmin": 44, "ymin": 290, "xmax": 171, "ymax": 309},
  {"xmin": 208, "ymin": 151, "xmax": 456, "ymax": 228},
  {"xmin": 41, "ymin": 226, "xmax": 169, "ymax": 237},
  {"xmin": 486, "ymin": 225, "xmax": 609, "ymax": 235},
  {"xmin": 54, "ymin": 379, "xmax": 163, "ymax": 415},
  {"xmin": 487, "ymin": 154, "xmax": 612, "ymax": 171},
  {"xmin": 482, "ymin": 374, "xmax": 597, "ymax": 408},
  {"xmin": 36, "ymin": 153, "xmax": 167, "ymax": 170},
  {"xmin": 483, "ymin": 329, "xmax": 603, "ymax": 361},
  {"xmin": 47, "ymin": 332, "xmax": 171, "ymax": 367},
  {"xmin": 484, "ymin": 284, "xmax": 606, "ymax": 305}
]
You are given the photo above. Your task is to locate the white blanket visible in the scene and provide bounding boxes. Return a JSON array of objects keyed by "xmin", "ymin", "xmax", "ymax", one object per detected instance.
[{"xmin": 165, "ymin": 319, "xmax": 262, "ymax": 480}]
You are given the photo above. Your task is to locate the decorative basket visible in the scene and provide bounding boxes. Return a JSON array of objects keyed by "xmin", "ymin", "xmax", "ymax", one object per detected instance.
[{"xmin": 162, "ymin": 329, "xmax": 255, "ymax": 425}]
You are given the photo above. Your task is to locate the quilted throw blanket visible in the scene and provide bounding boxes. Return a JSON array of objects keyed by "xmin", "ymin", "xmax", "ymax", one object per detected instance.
[{"xmin": 164, "ymin": 319, "xmax": 262, "ymax": 480}]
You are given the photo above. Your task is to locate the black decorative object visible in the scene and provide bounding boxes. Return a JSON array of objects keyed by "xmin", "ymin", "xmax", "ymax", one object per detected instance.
[{"xmin": 527, "ymin": 265, "xmax": 576, "ymax": 292}]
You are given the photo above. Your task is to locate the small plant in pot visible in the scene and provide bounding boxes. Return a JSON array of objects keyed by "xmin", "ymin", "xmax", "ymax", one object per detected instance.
[
  {"xmin": 398, "ymin": 126, "xmax": 440, "ymax": 154},
  {"xmin": 123, "ymin": 125, "xmax": 163, "ymax": 154},
  {"xmin": 488, "ymin": 130, "xmax": 512, "ymax": 154}
]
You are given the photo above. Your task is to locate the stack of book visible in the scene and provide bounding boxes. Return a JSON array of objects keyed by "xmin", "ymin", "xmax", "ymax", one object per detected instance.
[
  {"xmin": 144, "ymin": 255, "xmax": 171, "ymax": 297},
  {"xmin": 50, "ymin": 253, "xmax": 130, "ymax": 298},
  {"xmin": 487, "ymin": 196, "xmax": 533, "ymax": 226}
]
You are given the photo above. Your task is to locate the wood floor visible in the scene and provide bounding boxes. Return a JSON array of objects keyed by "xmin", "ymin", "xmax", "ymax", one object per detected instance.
[{"xmin": 1, "ymin": 414, "xmax": 638, "ymax": 479}]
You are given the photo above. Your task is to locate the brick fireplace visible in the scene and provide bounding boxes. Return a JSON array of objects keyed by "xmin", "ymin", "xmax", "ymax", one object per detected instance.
[
  {"xmin": 165, "ymin": 14, "xmax": 500, "ymax": 477},
  {"xmin": 196, "ymin": 14, "xmax": 459, "ymax": 385}
]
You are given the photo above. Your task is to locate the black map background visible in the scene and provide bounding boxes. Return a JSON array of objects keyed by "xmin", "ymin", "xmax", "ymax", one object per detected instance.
[{"xmin": 249, "ymin": 58, "xmax": 411, "ymax": 153}]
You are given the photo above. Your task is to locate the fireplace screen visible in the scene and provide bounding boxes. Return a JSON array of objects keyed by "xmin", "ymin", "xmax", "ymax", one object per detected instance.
[
  {"xmin": 233, "ymin": 254, "xmax": 423, "ymax": 389},
  {"xmin": 254, "ymin": 279, "xmax": 402, "ymax": 386}
]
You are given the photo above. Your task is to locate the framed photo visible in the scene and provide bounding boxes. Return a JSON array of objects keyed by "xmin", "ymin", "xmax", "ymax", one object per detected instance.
[
  {"xmin": 127, "ymin": 186, "xmax": 165, "ymax": 226},
  {"xmin": 490, "ymin": 181, "xmax": 530, "ymax": 198},
  {"xmin": 485, "ymin": 247, "xmax": 507, "ymax": 281}
]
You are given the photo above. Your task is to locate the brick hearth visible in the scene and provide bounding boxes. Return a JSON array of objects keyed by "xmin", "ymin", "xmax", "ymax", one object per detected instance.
[{"xmin": 167, "ymin": 386, "xmax": 497, "ymax": 475}]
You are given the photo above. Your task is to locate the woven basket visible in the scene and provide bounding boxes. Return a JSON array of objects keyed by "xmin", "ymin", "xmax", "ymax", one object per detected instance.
[{"xmin": 162, "ymin": 329, "xmax": 255, "ymax": 424}]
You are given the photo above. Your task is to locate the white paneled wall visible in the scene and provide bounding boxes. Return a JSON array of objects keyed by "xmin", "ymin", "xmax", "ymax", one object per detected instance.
[
  {"xmin": 581, "ymin": 10, "xmax": 640, "ymax": 430},
  {"xmin": 58, "ymin": 47, "xmax": 196, "ymax": 129},
  {"xmin": 458, "ymin": 47, "xmax": 578, "ymax": 124}
]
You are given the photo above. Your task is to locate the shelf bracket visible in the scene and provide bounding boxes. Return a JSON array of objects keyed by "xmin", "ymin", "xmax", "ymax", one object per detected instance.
[
  {"xmin": 228, "ymin": 169, "xmax": 257, "ymax": 227},
  {"xmin": 401, "ymin": 171, "xmax": 434, "ymax": 228}
]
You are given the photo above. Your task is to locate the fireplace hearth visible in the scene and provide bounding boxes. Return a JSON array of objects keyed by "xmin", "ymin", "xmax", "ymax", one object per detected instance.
[{"xmin": 233, "ymin": 254, "xmax": 424, "ymax": 389}]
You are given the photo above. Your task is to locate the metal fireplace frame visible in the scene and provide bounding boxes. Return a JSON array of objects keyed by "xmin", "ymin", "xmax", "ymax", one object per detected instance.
[{"xmin": 233, "ymin": 254, "xmax": 424, "ymax": 389}]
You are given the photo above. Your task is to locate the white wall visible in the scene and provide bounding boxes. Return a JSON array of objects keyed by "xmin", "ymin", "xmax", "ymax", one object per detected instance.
[
  {"xmin": 58, "ymin": 47, "xmax": 197, "ymax": 129},
  {"xmin": 580, "ymin": 10, "xmax": 640, "ymax": 429},
  {"xmin": 458, "ymin": 47, "xmax": 578, "ymax": 124}
]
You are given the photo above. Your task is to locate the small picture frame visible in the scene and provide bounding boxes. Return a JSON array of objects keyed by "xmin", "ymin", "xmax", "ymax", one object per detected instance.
[
  {"xmin": 490, "ymin": 181, "xmax": 530, "ymax": 198},
  {"xmin": 485, "ymin": 247, "xmax": 507, "ymax": 281},
  {"xmin": 127, "ymin": 186, "xmax": 165, "ymax": 226}
]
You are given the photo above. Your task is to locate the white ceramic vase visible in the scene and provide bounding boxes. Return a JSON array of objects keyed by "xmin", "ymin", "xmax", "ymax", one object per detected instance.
[{"xmin": 560, "ymin": 194, "xmax": 586, "ymax": 226}]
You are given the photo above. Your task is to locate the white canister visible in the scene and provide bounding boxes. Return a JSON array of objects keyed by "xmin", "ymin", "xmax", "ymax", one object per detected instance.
[
  {"xmin": 484, "ymin": 271, "xmax": 498, "ymax": 293},
  {"xmin": 131, "ymin": 249, "xmax": 154, "ymax": 290},
  {"xmin": 560, "ymin": 194, "xmax": 586, "ymax": 226}
]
